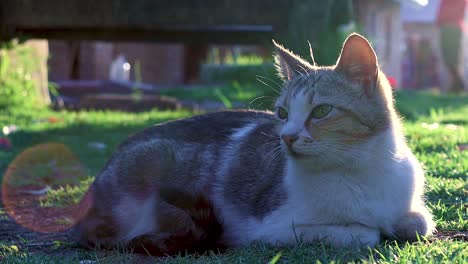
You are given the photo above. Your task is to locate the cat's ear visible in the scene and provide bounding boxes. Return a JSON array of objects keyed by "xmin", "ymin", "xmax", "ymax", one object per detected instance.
[
  {"xmin": 273, "ymin": 40, "xmax": 314, "ymax": 81},
  {"xmin": 335, "ymin": 33, "xmax": 378, "ymax": 94}
]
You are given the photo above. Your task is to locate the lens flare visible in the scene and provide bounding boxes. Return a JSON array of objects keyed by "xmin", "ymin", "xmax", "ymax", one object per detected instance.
[{"xmin": 2, "ymin": 143, "xmax": 92, "ymax": 233}]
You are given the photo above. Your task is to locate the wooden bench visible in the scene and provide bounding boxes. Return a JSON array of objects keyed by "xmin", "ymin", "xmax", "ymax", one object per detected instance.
[
  {"xmin": 0, "ymin": 0, "xmax": 330, "ymax": 51},
  {"xmin": 0, "ymin": 0, "xmax": 333, "ymax": 111}
]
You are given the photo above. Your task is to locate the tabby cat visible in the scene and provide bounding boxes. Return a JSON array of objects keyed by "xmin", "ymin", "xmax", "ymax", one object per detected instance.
[{"xmin": 75, "ymin": 33, "xmax": 435, "ymax": 255}]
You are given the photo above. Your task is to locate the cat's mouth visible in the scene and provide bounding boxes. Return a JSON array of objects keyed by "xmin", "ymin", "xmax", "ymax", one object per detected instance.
[
  {"xmin": 286, "ymin": 148, "xmax": 306, "ymax": 159},
  {"xmin": 281, "ymin": 141, "xmax": 308, "ymax": 159}
]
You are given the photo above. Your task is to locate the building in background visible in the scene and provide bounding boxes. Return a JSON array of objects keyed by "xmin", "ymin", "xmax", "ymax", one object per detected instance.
[
  {"xmin": 321, "ymin": 0, "xmax": 466, "ymax": 91},
  {"xmin": 400, "ymin": 0, "xmax": 443, "ymax": 90},
  {"xmin": 355, "ymin": 0, "xmax": 403, "ymax": 88},
  {"xmin": 401, "ymin": 0, "xmax": 467, "ymax": 91}
]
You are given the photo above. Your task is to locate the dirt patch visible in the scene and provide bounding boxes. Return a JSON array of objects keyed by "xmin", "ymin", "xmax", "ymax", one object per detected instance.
[
  {"xmin": 434, "ymin": 230, "xmax": 468, "ymax": 242},
  {"xmin": 2, "ymin": 185, "xmax": 85, "ymax": 234},
  {"xmin": 0, "ymin": 190, "xmax": 77, "ymax": 256}
]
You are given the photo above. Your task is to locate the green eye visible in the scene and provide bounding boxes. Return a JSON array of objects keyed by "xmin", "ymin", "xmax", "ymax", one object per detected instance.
[
  {"xmin": 277, "ymin": 107, "xmax": 288, "ymax": 120},
  {"xmin": 310, "ymin": 104, "xmax": 333, "ymax": 119}
]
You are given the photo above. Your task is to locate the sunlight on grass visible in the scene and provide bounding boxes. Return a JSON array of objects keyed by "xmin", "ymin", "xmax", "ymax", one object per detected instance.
[
  {"xmin": 39, "ymin": 177, "xmax": 93, "ymax": 208},
  {"xmin": 0, "ymin": 90, "xmax": 467, "ymax": 263},
  {"xmin": 159, "ymin": 81, "xmax": 279, "ymax": 109}
]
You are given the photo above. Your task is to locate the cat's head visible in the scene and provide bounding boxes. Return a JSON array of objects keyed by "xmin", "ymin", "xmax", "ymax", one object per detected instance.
[{"xmin": 273, "ymin": 33, "xmax": 396, "ymax": 169}]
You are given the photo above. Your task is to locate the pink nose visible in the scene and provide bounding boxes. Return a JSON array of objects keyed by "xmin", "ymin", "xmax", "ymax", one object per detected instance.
[{"xmin": 281, "ymin": 134, "xmax": 298, "ymax": 148}]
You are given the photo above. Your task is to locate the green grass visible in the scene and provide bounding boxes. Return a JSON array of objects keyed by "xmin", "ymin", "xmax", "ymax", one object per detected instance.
[
  {"xmin": 0, "ymin": 89, "xmax": 467, "ymax": 263},
  {"xmin": 39, "ymin": 177, "xmax": 93, "ymax": 208},
  {"xmin": 159, "ymin": 81, "xmax": 280, "ymax": 109},
  {"xmin": 0, "ymin": 108, "xmax": 193, "ymax": 177}
]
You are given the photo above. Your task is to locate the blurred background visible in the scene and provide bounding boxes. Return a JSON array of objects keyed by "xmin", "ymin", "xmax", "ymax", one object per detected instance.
[
  {"xmin": 0, "ymin": 0, "xmax": 466, "ymax": 112},
  {"xmin": 0, "ymin": 1, "xmax": 467, "ymax": 260}
]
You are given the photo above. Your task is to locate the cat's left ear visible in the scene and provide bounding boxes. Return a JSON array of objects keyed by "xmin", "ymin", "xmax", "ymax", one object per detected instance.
[
  {"xmin": 273, "ymin": 40, "xmax": 314, "ymax": 81},
  {"xmin": 335, "ymin": 33, "xmax": 378, "ymax": 95}
]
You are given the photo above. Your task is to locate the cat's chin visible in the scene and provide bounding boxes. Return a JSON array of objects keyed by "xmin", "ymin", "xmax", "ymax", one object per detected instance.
[
  {"xmin": 287, "ymin": 153, "xmax": 342, "ymax": 171},
  {"xmin": 285, "ymin": 149, "xmax": 307, "ymax": 160}
]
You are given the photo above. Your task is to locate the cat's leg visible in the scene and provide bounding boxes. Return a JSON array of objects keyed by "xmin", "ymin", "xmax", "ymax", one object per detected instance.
[
  {"xmin": 75, "ymin": 142, "xmax": 223, "ymax": 254},
  {"xmin": 74, "ymin": 183, "xmax": 161, "ymax": 249},
  {"xmin": 258, "ymin": 222, "xmax": 380, "ymax": 248},
  {"xmin": 73, "ymin": 184, "xmax": 118, "ymax": 249},
  {"xmin": 75, "ymin": 145, "xmax": 171, "ymax": 249},
  {"xmin": 393, "ymin": 206, "xmax": 436, "ymax": 241},
  {"xmin": 75, "ymin": 187, "xmax": 215, "ymax": 253},
  {"xmin": 311, "ymin": 224, "xmax": 381, "ymax": 248},
  {"xmin": 76, "ymin": 181, "xmax": 223, "ymax": 255},
  {"xmin": 282, "ymin": 224, "xmax": 380, "ymax": 248},
  {"xmin": 124, "ymin": 201, "xmax": 205, "ymax": 255},
  {"xmin": 125, "ymin": 192, "xmax": 224, "ymax": 255}
]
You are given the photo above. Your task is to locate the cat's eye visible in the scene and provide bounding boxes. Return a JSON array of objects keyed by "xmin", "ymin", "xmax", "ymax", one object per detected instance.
[
  {"xmin": 310, "ymin": 104, "xmax": 333, "ymax": 119},
  {"xmin": 277, "ymin": 107, "xmax": 288, "ymax": 120}
]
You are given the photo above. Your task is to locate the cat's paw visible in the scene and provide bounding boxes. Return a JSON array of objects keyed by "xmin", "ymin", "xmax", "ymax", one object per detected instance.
[
  {"xmin": 322, "ymin": 224, "xmax": 381, "ymax": 248},
  {"xmin": 341, "ymin": 225, "xmax": 381, "ymax": 248},
  {"xmin": 393, "ymin": 211, "xmax": 435, "ymax": 242}
]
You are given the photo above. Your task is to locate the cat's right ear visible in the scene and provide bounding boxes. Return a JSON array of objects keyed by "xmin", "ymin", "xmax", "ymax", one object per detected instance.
[
  {"xmin": 273, "ymin": 40, "xmax": 314, "ymax": 81},
  {"xmin": 335, "ymin": 33, "xmax": 378, "ymax": 95}
]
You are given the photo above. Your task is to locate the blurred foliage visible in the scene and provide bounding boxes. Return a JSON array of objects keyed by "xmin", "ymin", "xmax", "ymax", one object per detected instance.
[
  {"xmin": 313, "ymin": 0, "xmax": 362, "ymax": 65},
  {"xmin": 208, "ymin": 51, "xmax": 268, "ymax": 65},
  {"xmin": 200, "ymin": 63, "xmax": 277, "ymax": 84},
  {"xmin": 285, "ymin": 0, "xmax": 360, "ymax": 65},
  {"xmin": 0, "ymin": 40, "xmax": 43, "ymax": 112}
]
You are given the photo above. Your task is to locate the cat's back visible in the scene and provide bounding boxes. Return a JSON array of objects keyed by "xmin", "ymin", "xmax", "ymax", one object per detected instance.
[{"xmin": 119, "ymin": 110, "xmax": 276, "ymax": 148}]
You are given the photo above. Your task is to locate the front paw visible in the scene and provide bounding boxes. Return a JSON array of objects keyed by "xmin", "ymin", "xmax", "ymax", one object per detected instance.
[
  {"xmin": 394, "ymin": 211, "xmax": 435, "ymax": 242},
  {"xmin": 317, "ymin": 224, "xmax": 381, "ymax": 248},
  {"xmin": 340, "ymin": 225, "xmax": 381, "ymax": 248}
]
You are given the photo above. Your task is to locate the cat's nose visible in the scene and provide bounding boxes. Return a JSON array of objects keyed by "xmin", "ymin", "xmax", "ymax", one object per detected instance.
[{"xmin": 281, "ymin": 134, "xmax": 298, "ymax": 148}]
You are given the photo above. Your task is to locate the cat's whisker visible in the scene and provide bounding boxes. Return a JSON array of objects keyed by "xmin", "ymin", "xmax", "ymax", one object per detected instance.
[
  {"xmin": 269, "ymin": 147, "xmax": 285, "ymax": 168},
  {"xmin": 262, "ymin": 145, "xmax": 281, "ymax": 160},
  {"xmin": 297, "ymin": 64, "xmax": 310, "ymax": 76},
  {"xmin": 294, "ymin": 69, "xmax": 305, "ymax": 77},
  {"xmin": 260, "ymin": 131, "xmax": 279, "ymax": 139},
  {"xmin": 252, "ymin": 98, "xmax": 277, "ymax": 110},
  {"xmin": 261, "ymin": 145, "xmax": 282, "ymax": 167},
  {"xmin": 261, "ymin": 142, "xmax": 281, "ymax": 151},
  {"xmin": 333, "ymin": 148, "xmax": 371, "ymax": 165},
  {"xmin": 317, "ymin": 137, "xmax": 368, "ymax": 143},
  {"xmin": 256, "ymin": 101, "xmax": 276, "ymax": 109},
  {"xmin": 256, "ymin": 75, "xmax": 283, "ymax": 89},
  {"xmin": 314, "ymin": 127, "xmax": 368, "ymax": 139},
  {"xmin": 310, "ymin": 142, "xmax": 363, "ymax": 164},
  {"xmin": 256, "ymin": 78, "xmax": 280, "ymax": 95},
  {"xmin": 327, "ymin": 142, "xmax": 395, "ymax": 161},
  {"xmin": 326, "ymin": 143, "xmax": 388, "ymax": 175},
  {"xmin": 272, "ymin": 153, "xmax": 283, "ymax": 168},
  {"xmin": 249, "ymin": 96, "xmax": 276, "ymax": 108},
  {"xmin": 255, "ymin": 75, "xmax": 281, "ymax": 95},
  {"xmin": 311, "ymin": 144, "xmax": 362, "ymax": 158},
  {"xmin": 322, "ymin": 147, "xmax": 349, "ymax": 167},
  {"xmin": 322, "ymin": 143, "xmax": 360, "ymax": 155}
]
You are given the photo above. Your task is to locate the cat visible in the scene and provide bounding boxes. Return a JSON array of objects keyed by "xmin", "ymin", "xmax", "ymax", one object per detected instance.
[{"xmin": 74, "ymin": 33, "xmax": 435, "ymax": 255}]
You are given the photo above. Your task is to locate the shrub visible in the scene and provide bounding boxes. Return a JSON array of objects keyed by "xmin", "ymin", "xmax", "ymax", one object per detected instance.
[{"xmin": 0, "ymin": 41, "xmax": 43, "ymax": 112}]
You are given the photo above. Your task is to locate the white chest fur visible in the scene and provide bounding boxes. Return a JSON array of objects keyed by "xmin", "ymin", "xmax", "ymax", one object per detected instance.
[
  {"xmin": 245, "ymin": 152, "xmax": 417, "ymax": 247},
  {"xmin": 217, "ymin": 126, "xmax": 426, "ymax": 247}
]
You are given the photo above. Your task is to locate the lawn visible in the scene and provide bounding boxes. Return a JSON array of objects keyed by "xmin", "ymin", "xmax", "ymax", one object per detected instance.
[{"xmin": 0, "ymin": 89, "xmax": 467, "ymax": 263}]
